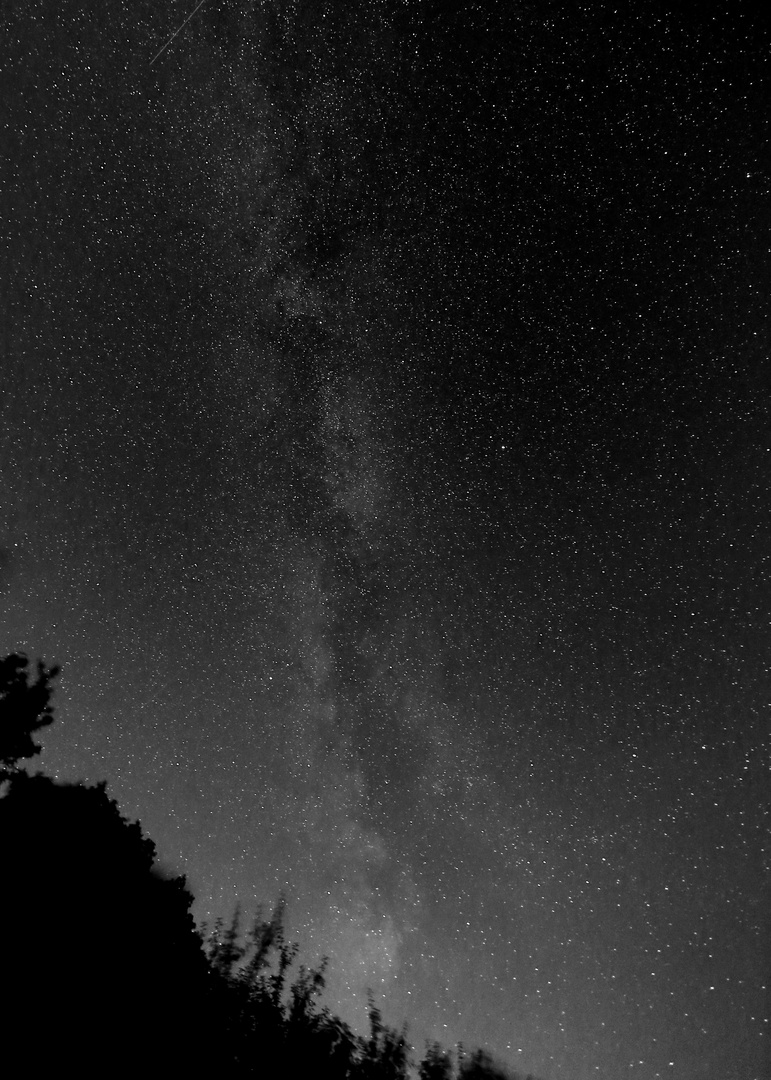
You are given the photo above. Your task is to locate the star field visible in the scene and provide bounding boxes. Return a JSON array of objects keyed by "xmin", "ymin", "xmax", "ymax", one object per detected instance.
[{"xmin": 1, "ymin": 3, "xmax": 768, "ymax": 1078}]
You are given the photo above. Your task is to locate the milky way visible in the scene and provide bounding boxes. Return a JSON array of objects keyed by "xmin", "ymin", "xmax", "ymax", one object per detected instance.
[{"xmin": 1, "ymin": 3, "xmax": 768, "ymax": 1078}]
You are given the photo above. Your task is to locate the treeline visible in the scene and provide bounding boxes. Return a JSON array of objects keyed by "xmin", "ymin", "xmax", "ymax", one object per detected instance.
[{"xmin": 0, "ymin": 654, "xmax": 542, "ymax": 1080}]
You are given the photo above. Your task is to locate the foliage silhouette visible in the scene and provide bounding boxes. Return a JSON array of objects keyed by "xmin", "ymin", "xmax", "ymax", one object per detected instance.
[
  {"xmin": 0, "ymin": 653, "xmax": 211, "ymax": 1075},
  {"xmin": 200, "ymin": 902, "xmax": 412, "ymax": 1079},
  {"xmin": 0, "ymin": 654, "xmax": 549, "ymax": 1080},
  {"xmin": 458, "ymin": 1047, "xmax": 519, "ymax": 1080},
  {"xmin": 0, "ymin": 652, "xmax": 59, "ymax": 776},
  {"xmin": 0, "ymin": 770, "xmax": 212, "ymax": 1075},
  {"xmin": 419, "ymin": 1041, "xmax": 455, "ymax": 1080}
]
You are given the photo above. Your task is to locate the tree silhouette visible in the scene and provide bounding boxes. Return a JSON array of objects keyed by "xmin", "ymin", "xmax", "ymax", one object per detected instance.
[
  {"xmin": 0, "ymin": 652, "xmax": 549, "ymax": 1080},
  {"xmin": 0, "ymin": 772, "xmax": 213, "ymax": 1075},
  {"xmin": 459, "ymin": 1047, "xmax": 516, "ymax": 1080},
  {"xmin": 0, "ymin": 655, "xmax": 210, "ymax": 1076},
  {"xmin": 359, "ymin": 991, "xmax": 411, "ymax": 1080},
  {"xmin": 0, "ymin": 652, "xmax": 59, "ymax": 777},
  {"xmin": 419, "ymin": 1041, "xmax": 455, "ymax": 1080}
]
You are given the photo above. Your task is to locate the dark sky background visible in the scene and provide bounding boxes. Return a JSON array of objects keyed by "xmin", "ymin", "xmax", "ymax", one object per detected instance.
[{"xmin": 1, "ymin": 2, "xmax": 768, "ymax": 1078}]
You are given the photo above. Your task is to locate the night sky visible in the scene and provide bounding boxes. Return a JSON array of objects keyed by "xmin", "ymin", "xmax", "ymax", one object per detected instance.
[{"xmin": 1, "ymin": 3, "xmax": 768, "ymax": 1078}]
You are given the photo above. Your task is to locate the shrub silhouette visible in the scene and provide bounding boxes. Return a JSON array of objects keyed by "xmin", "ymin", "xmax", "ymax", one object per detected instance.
[
  {"xmin": 0, "ymin": 654, "xmax": 546, "ymax": 1080},
  {"xmin": 0, "ymin": 772, "xmax": 211, "ymax": 1075},
  {"xmin": 0, "ymin": 655, "xmax": 210, "ymax": 1075}
]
